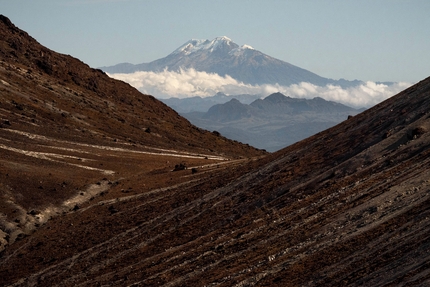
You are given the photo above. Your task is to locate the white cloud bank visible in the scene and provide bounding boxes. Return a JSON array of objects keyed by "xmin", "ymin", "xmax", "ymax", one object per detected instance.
[{"xmin": 108, "ymin": 68, "xmax": 412, "ymax": 108}]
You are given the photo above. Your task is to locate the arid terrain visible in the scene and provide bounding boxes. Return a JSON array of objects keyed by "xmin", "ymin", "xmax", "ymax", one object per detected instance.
[{"xmin": 1, "ymin": 15, "xmax": 430, "ymax": 287}]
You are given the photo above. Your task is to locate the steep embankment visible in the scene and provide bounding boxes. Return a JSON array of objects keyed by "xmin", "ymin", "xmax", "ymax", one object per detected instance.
[
  {"xmin": 0, "ymin": 15, "xmax": 262, "ymax": 157},
  {"xmin": 0, "ymin": 15, "xmax": 265, "ymax": 257}
]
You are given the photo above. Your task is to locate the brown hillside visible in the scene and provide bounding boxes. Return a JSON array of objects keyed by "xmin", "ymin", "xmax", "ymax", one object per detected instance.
[
  {"xmin": 0, "ymin": 14, "xmax": 265, "ymax": 258},
  {"xmin": 1, "ymin": 15, "xmax": 430, "ymax": 287},
  {"xmin": 0, "ymin": 15, "xmax": 262, "ymax": 156}
]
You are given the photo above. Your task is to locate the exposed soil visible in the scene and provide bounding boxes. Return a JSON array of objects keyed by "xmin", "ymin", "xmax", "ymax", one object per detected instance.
[
  {"xmin": 0, "ymin": 14, "xmax": 264, "ymax": 257},
  {"xmin": 0, "ymin": 15, "xmax": 430, "ymax": 287}
]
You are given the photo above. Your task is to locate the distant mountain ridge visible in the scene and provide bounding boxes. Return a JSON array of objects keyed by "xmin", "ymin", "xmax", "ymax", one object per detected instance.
[
  {"xmin": 100, "ymin": 36, "xmax": 362, "ymax": 88},
  {"xmin": 203, "ymin": 92, "xmax": 358, "ymax": 122},
  {"xmin": 250, "ymin": 92, "xmax": 356, "ymax": 114},
  {"xmin": 180, "ymin": 92, "xmax": 362, "ymax": 151},
  {"xmin": 160, "ymin": 92, "xmax": 262, "ymax": 113}
]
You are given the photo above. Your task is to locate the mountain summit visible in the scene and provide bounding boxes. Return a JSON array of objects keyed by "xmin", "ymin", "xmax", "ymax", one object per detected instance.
[
  {"xmin": 101, "ymin": 37, "xmax": 360, "ymax": 87},
  {"xmin": 171, "ymin": 36, "xmax": 253, "ymax": 55}
]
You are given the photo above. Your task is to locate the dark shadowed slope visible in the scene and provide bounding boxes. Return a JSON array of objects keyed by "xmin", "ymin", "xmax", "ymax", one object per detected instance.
[
  {"xmin": 1, "ymin": 15, "xmax": 430, "ymax": 287},
  {"xmin": 182, "ymin": 93, "xmax": 361, "ymax": 151}
]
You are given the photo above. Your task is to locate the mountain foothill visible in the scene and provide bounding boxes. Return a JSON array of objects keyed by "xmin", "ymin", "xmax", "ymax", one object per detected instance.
[{"xmin": 1, "ymin": 15, "xmax": 430, "ymax": 286}]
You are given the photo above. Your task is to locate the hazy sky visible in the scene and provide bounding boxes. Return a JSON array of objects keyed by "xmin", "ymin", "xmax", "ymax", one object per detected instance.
[{"xmin": 1, "ymin": 0, "xmax": 429, "ymax": 83}]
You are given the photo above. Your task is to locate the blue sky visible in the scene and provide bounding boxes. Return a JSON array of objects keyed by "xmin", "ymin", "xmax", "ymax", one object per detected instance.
[{"xmin": 1, "ymin": 0, "xmax": 429, "ymax": 83}]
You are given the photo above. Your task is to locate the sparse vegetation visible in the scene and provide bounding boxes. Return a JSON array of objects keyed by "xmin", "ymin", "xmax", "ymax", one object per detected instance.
[
  {"xmin": 1, "ymin": 14, "xmax": 430, "ymax": 287},
  {"xmin": 173, "ymin": 163, "xmax": 187, "ymax": 171}
]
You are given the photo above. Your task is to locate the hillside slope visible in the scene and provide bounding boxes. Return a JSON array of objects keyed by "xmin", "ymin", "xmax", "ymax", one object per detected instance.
[
  {"xmin": 0, "ymin": 15, "xmax": 264, "ymax": 256},
  {"xmin": 2, "ymin": 75, "xmax": 428, "ymax": 286},
  {"xmin": 0, "ymin": 15, "xmax": 262, "ymax": 157},
  {"xmin": 1, "ymin": 15, "xmax": 429, "ymax": 287}
]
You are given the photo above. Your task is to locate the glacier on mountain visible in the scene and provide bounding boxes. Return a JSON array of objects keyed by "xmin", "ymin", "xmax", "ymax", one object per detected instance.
[
  {"xmin": 172, "ymin": 36, "xmax": 240, "ymax": 55},
  {"xmin": 229, "ymin": 44, "xmax": 255, "ymax": 56},
  {"xmin": 101, "ymin": 35, "xmax": 404, "ymax": 95}
]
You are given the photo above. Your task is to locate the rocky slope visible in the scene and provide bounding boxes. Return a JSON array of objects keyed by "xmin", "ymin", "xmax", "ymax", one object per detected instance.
[
  {"xmin": 0, "ymin": 16, "xmax": 263, "ymax": 157},
  {"xmin": 1, "ymin": 15, "xmax": 430, "ymax": 287},
  {"xmin": 0, "ymin": 15, "xmax": 264, "ymax": 256},
  {"xmin": 2, "ymin": 75, "xmax": 428, "ymax": 286}
]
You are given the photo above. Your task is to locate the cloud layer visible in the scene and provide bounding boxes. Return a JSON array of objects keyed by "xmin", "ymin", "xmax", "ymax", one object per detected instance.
[{"xmin": 108, "ymin": 68, "xmax": 411, "ymax": 108}]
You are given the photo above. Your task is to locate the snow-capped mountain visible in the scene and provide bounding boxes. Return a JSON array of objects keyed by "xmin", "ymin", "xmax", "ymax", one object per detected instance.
[
  {"xmin": 100, "ymin": 36, "xmax": 360, "ymax": 87},
  {"xmin": 171, "ymin": 36, "xmax": 252, "ymax": 55}
]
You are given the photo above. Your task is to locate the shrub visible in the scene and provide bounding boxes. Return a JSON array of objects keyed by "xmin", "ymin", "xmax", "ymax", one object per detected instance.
[{"xmin": 174, "ymin": 163, "xmax": 187, "ymax": 171}]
